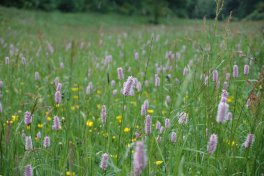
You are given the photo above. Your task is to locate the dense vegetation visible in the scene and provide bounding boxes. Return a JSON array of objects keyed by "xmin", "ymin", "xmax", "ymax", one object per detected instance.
[
  {"xmin": 1, "ymin": 0, "xmax": 264, "ymax": 21},
  {"xmin": 0, "ymin": 4, "xmax": 264, "ymax": 176}
]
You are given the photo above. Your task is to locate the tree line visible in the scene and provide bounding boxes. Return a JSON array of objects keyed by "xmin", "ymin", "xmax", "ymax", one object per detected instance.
[{"xmin": 1, "ymin": 0, "xmax": 264, "ymax": 21}]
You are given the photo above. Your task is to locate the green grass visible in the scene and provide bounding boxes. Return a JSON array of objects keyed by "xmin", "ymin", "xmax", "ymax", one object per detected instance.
[{"xmin": 0, "ymin": 6, "xmax": 264, "ymax": 176}]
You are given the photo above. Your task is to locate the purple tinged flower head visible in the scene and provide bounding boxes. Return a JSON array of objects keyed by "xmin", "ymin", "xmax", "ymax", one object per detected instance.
[
  {"xmin": 178, "ymin": 112, "xmax": 188, "ymax": 125},
  {"xmin": 21, "ymin": 57, "xmax": 27, "ymax": 65},
  {"xmin": 135, "ymin": 132, "xmax": 140, "ymax": 138},
  {"xmin": 143, "ymin": 100, "xmax": 149, "ymax": 110},
  {"xmin": 101, "ymin": 105, "xmax": 107, "ymax": 124},
  {"xmin": 233, "ymin": 65, "xmax": 238, "ymax": 78},
  {"xmin": 155, "ymin": 74, "xmax": 160, "ymax": 87},
  {"xmin": 208, "ymin": 134, "xmax": 217, "ymax": 154},
  {"xmin": 216, "ymin": 101, "xmax": 229, "ymax": 123},
  {"xmin": 134, "ymin": 52, "xmax": 139, "ymax": 60},
  {"xmin": 222, "ymin": 90, "xmax": 228, "ymax": 98},
  {"xmin": 244, "ymin": 64, "xmax": 249, "ymax": 75},
  {"xmin": 24, "ymin": 111, "xmax": 32, "ymax": 126},
  {"xmin": 156, "ymin": 121, "xmax": 161, "ymax": 130},
  {"xmin": 226, "ymin": 73, "xmax": 230, "ymax": 80},
  {"xmin": 122, "ymin": 76, "xmax": 134, "ymax": 96},
  {"xmin": 25, "ymin": 136, "xmax": 33, "ymax": 151},
  {"xmin": 24, "ymin": 164, "xmax": 33, "ymax": 176},
  {"xmin": 223, "ymin": 81, "xmax": 228, "ymax": 90},
  {"xmin": 212, "ymin": 70, "xmax": 218, "ymax": 82},
  {"xmin": 221, "ymin": 97, "xmax": 227, "ymax": 103},
  {"xmin": 243, "ymin": 133, "xmax": 254, "ymax": 148},
  {"xmin": 60, "ymin": 62, "xmax": 64, "ymax": 68},
  {"xmin": 156, "ymin": 67, "xmax": 161, "ymax": 75},
  {"xmin": 215, "ymin": 80, "xmax": 220, "ymax": 88},
  {"xmin": 183, "ymin": 67, "xmax": 188, "ymax": 76},
  {"xmin": 100, "ymin": 153, "xmax": 109, "ymax": 170},
  {"xmin": 171, "ymin": 132, "xmax": 177, "ymax": 143},
  {"xmin": 165, "ymin": 118, "xmax": 170, "ymax": 128},
  {"xmin": 88, "ymin": 82, "xmax": 93, "ymax": 90},
  {"xmin": 34, "ymin": 72, "xmax": 40, "ymax": 80},
  {"xmin": 117, "ymin": 67, "xmax": 124, "ymax": 80},
  {"xmin": 156, "ymin": 135, "xmax": 161, "ymax": 143},
  {"xmin": 112, "ymin": 89, "xmax": 117, "ymax": 96},
  {"xmin": 141, "ymin": 105, "xmax": 146, "ymax": 117},
  {"xmin": 43, "ymin": 136, "xmax": 50, "ymax": 148},
  {"xmin": 145, "ymin": 115, "xmax": 152, "ymax": 135},
  {"xmin": 54, "ymin": 77, "xmax": 59, "ymax": 87},
  {"xmin": 166, "ymin": 51, "xmax": 174, "ymax": 59},
  {"xmin": 56, "ymin": 83, "xmax": 62, "ymax": 92},
  {"xmin": 52, "ymin": 116, "xmax": 61, "ymax": 130},
  {"xmin": 221, "ymin": 91, "xmax": 228, "ymax": 103},
  {"xmin": 86, "ymin": 85, "xmax": 92, "ymax": 95},
  {"xmin": 159, "ymin": 126, "xmax": 164, "ymax": 134},
  {"xmin": 5, "ymin": 57, "xmax": 9, "ymax": 65},
  {"xmin": 133, "ymin": 141, "xmax": 147, "ymax": 176},
  {"xmin": 36, "ymin": 131, "xmax": 41, "ymax": 139},
  {"xmin": 136, "ymin": 81, "xmax": 142, "ymax": 92},
  {"xmin": 111, "ymin": 80, "xmax": 116, "ymax": 87},
  {"xmin": 226, "ymin": 112, "xmax": 232, "ymax": 121},
  {"xmin": 55, "ymin": 91, "xmax": 61, "ymax": 104},
  {"xmin": 104, "ymin": 55, "xmax": 112, "ymax": 65},
  {"xmin": 165, "ymin": 95, "xmax": 171, "ymax": 104}
]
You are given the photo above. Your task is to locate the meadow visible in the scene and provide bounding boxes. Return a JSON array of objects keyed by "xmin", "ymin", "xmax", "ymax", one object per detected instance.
[{"xmin": 0, "ymin": 6, "xmax": 264, "ymax": 176}]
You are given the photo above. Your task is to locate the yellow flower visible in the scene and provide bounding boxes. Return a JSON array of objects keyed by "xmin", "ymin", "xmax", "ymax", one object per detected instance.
[
  {"xmin": 147, "ymin": 109, "xmax": 154, "ymax": 114},
  {"xmin": 73, "ymin": 95, "xmax": 79, "ymax": 99},
  {"xmin": 226, "ymin": 140, "xmax": 236, "ymax": 146},
  {"xmin": 227, "ymin": 96, "xmax": 234, "ymax": 103},
  {"xmin": 71, "ymin": 87, "xmax": 79, "ymax": 92},
  {"xmin": 112, "ymin": 136, "xmax": 116, "ymax": 140},
  {"xmin": 26, "ymin": 125, "xmax": 31, "ymax": 130},
  {"xmin": 116, "ymin": 115, "xmax": 122, "ymax": 123},
  {"xmin": 56, "ymin": 104, "xmax": 60, "ymax": 108},
  {"xmin": 66, "ymin": 171, "xmax": 76, "ymax": 176},
  {"xmin": 47, "ymin": 116, "xmax": 52, "ymax": 121},
  {"xmin": 86, "ymin": 120, "xmax": 94, "ymax": 127},
  {"xmin": 97, "ymin": 104, "xmax": 101, "ymax": 110},
  {"xmin": 162, "ymin": 110, "xmax": 166, "ymax": 115},
  {"xmin": 96, "ymin": 90, "xmax": 101, "ymax": 95},
  {"xmin": 6, "ymin": 120, "xmax": 13, "ymax": 125},
  {"xmin": 124, "ymin": 127, "xmax": 130, "ymax": 133},
  {"xmin": 155, "ymin": 160, "xmax": 163, "ymax": 165},
  {"xmin": 103, "ymin": 132, "xmax": 108, "ymax": 137},
  {"xmin": 37, "ymin": 123, "xmax": 43, "ymax": 128},
  {"xmin": 110, "ymin": 154, "xmax": 117, "ymax": 159},
  {"xmin": 11, "ymin": 115, "xmax": 18, "ymax": 121},
  {"xmin": 132, "ymin": 138, "xmax": 136, "ymax": 142}
]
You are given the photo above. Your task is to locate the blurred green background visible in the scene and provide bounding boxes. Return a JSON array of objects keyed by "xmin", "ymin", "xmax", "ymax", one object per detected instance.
[{"xmin": 1, "ymin": 0, "xmax": 264, "ymax": 22}]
